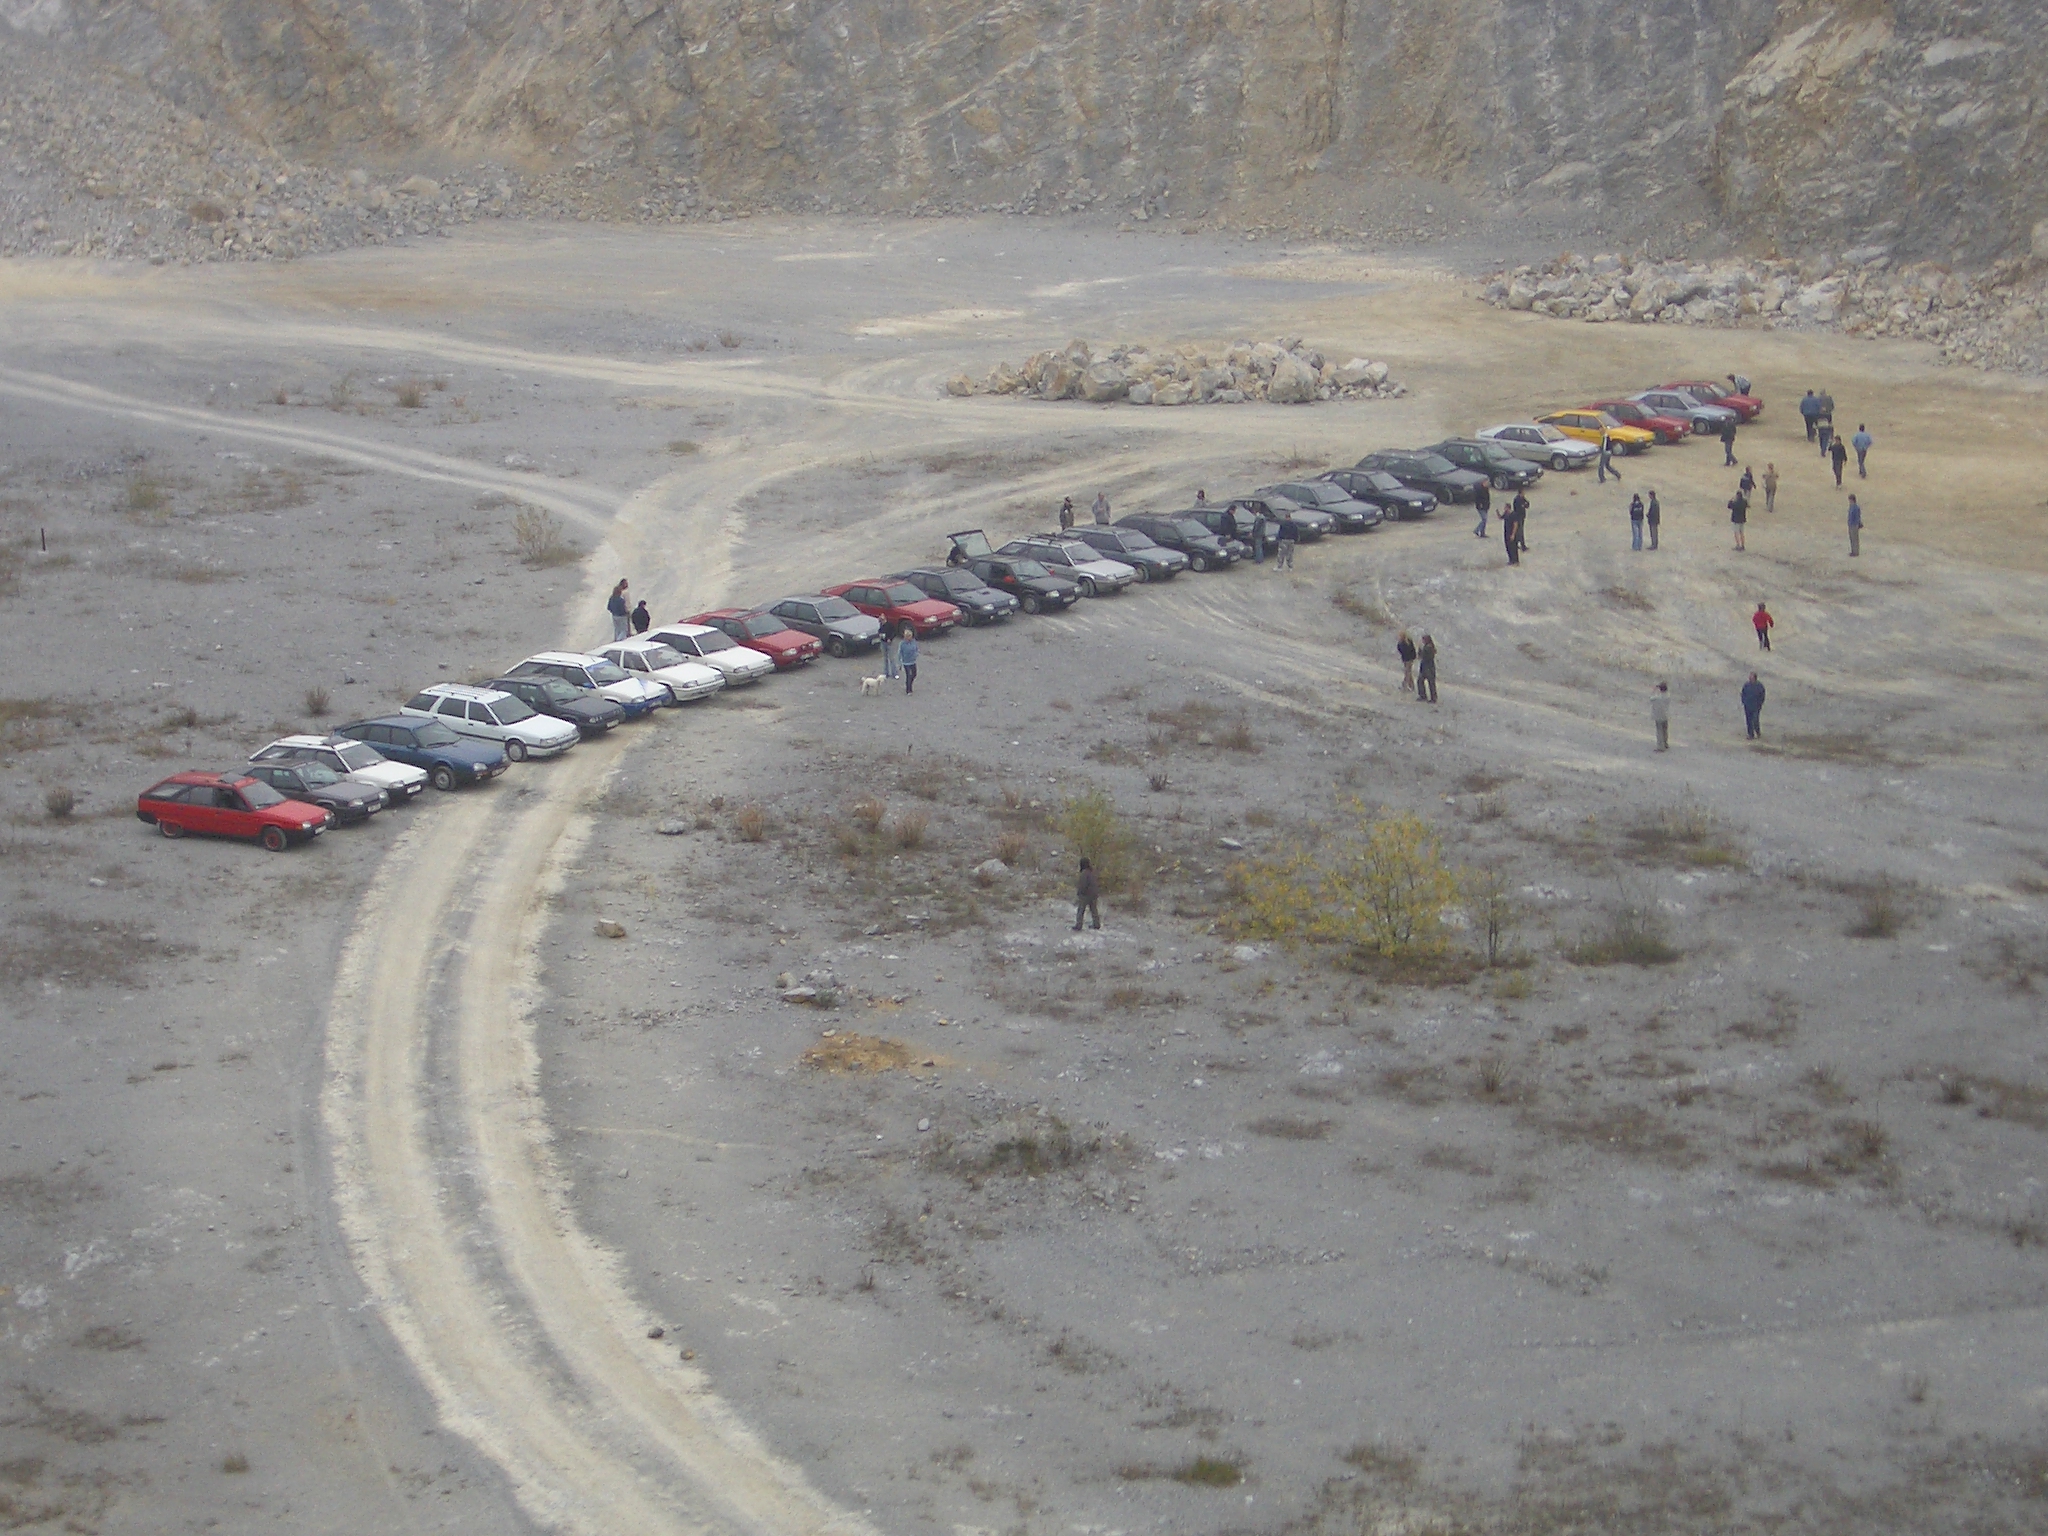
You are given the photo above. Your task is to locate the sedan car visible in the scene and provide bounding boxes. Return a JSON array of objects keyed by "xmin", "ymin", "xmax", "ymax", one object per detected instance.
[
  {"xmin": 1423, "ymin": 439, "xmax": 1543, "ymax": 491},
  {"xmin": 1316, "ymin": 467, "xmax": 1439, "ymax": 520},
  {"xmin": 402, "ymin": 683, "xmax": 580, "ymax": 761},
  {"xmin": 1260, "ymin": 481, "xmax": 1382, "ymax": 532},
  {"xmin": 1225, "ymin": 493, "xmax": 1333, "ymax": 540},
  {"xmin": 994, "ymin": 536, "xmax": 1136, "ymax": 597},
  {"xmin": 1473, "ymin": 423, "xmax": 1601, "ymax": 470},
  {"xmin": 1536, "ymin": 410, "xmax": 1656, "ymax": 453},
  {"xmin": 961, "ymin": 555, "xmax": 1079, "ymax": 613},
  {"xmin": 764, "ymin": 595, "xmax": 884, "ymax": 658},
  {"xmin": 643, "ymin": 623, "xmax": 776, "ymax": 686},
  {"xmin": 243, "ymin": 759, "xmax": 387, "ymax": 824},
  {"xmin": 1665, "ymin": 379, "xmax": 1762, "ymax": 420},
  {"xmin": 685, "ymin": 609, "xmax": 824, "ymax": 669},
  {"xmin": 1355, "ymin": 450, "xmax": 1491, "ymax": 503},
  {"xmin": 335, "ymin": 716, "xmax": 508, "ymax": 791},
  {"xmin": 506, "ymin": 651, "xmax": 669, "ymax": 716},
  {"xmin": 483, "ymin": 674, "xmax": 627, "ymax": 736},
  {"xmin": 1062, "ymin": 525, "xmax": 1188, "ymax": 581},
  {"xmin": 137, "ymin": 770, "xmax": 332, "ymax": 850},
  {"xmin": 596, "ymin": 639, "xmax": 726, "ymax": 702},
  {"xmin": 251, "ymin": 733, "xmax": 429, "ymax": 803},
  {"xmin": 1114, "ymin": 514, "xmax": 1236, "ymax": 573},
  {"xmin": 820, "ymin": 579, "xmax": 962, "ymax": 637},
  {"xmin": 1629, "ymin": 390, "xmax": 1737, "ymax": 434},
  {"xmin": 1585, "ymin": 400, "xmax": 1692, "ymax": 446},
  {"xmin": 892, "ymin": 567, "xmax": 1021, "ymax": 624}
]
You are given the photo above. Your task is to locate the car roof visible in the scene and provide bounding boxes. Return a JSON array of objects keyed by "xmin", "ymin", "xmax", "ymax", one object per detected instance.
[
  {"xmin": 416, "ymin": 682, "xmax": 512, "ymax": 703},
  {"xmin": 343, "ymin": 715, "xmax": 415, "ymax": 729},
  {"xmin": 603, "ymin": 638, "xmax": 677, "ymax": 653},
  {"xmin": 160, "ymin": 769, "xmax": 242, "ymax": 787},
  {"xmin": 261, "ymin": 733, "xmax": 337, "ymax": 749},
  {"xmin": 648, "ymin": 621, "xmax": 716, "ymax": 637},
  {"xmin": 524, "ymin": 650, "xmax": 610, "ymax": 666}
]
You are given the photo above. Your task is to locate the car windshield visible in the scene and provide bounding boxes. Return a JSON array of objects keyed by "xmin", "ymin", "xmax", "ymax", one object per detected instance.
[
  {"xmin": 415, "ymin": 722, "xmax": 463, "ymax": 747},
  {"xmin": 1008, "ymin": 559, "xmax": 1052, "ymax": 580},
  {"xmin": 1359, "ymin": 471, "xmax": 1403, "ymax": 491},
  {"xmin": 740, "ymin": 614, "xmax": 788, "ymax": 639},
  {"xmin": 587, "ymin": 661, "xmax": 631, "ymax": 684},
  {"xmin": 1407, "ymin": 453, "xmax": 1458, "ymax": 473},
  {"xmin": 297, "ymin": 763, "xmax": 343, "ymax": 788},
  {"xmin": 1114, "ymin": 532, "xmax": 1154, "ymax": 551},
  {"xmin": 937, "ymin": 572, "xmax": 977, "ymax": 594},
  {"xmin": 814, "ymin": 597, "xmax": 860, "ymax": 622},
  {"xmin": 883, "ymin": 583, "xmax": 924, "ymax": 604},
  {"xmin": 539, "ymin": 679, "xmax": 584, "ymax": 704},
  {"xmin": 334, "ymin": 742, "xmax": 384, "ymax": 771},
  {"xmin": 640, "ymin": 645, "xmax": 688, "ymax": 669},
  {"xmin": 491, "ymin": 697, "xmax": 536, "ymax": 723},
  {"xmin": 1593, "ymin": 412, "xmax": 1624, "ymax": 429},
  {"xmin": 1535, "ymin": 425, "xmax": 1568, "ymax": 442},
  {"xmin": 1168, "ymin": 520, "xmax": 1212, "ymax": 541},
  {"xmin": 240, "ymin": 780, "xmax": 286, "ymax": 808}
]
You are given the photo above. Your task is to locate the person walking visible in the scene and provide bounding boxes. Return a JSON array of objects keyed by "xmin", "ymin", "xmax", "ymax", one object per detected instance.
[
  {"xmin": 1415, "ymin": 633, "xmax": 1438, "ymax": 704},
  {"xmin": 898, "ymin": 626, "xmax": 920, "ymax": 694},
  {"xmin": 630, "ymin": 599, "xmax": 651, "ymax": 635},
  {"xmin": 880, "ymin": 621, "xmax": 901, "ymax": 682},
  {"xmin": 1472, "ymin": 480, "xmax": 1491, "ymax": 538},
  {"xmin": 1274, "ymin": 517, "xmax": 1296, "ymax": 570},
  {"xmin": 1739, "ymin": 465, "xmax": 1756, "ymax": 499},
  {"xmin": 1818, "ymin": 390, "xmax": 1836, "ymax": 440},
  {"xmin": 1513, "ymin": 490, "xmax": 1531, "ymax": 554},
  {"xmin": 607, "ymin": 579, "xmax": 631, "ymax": 641},
  {"xmin": 1763, "ymin": 463, "xmax": 1779, "ymax": 515},
  {"xmin": 1058, "ymin": 496, "xmax": 1076, "ymax": 531},
  {"xmin": 1741, "ymin": 672, "xmax": 1766, "ymax": 740},
  {"xmin": 1250, "ymin": 512, "xmax": 1268, "ymax": 564},
  {"xmin": 1847, "ymin": 493, "xmax": 1863, "ymax": 557},
  {"xmin": 1396, "ymin": 631, "xmax": 1417, "ymax": 693},
  {"xmin": 1800, "ymin": 389, "xmax": 1822, "ymax": 442},
  {"xmin": 1729, "ymin": 487, "xmax": 1749, "ymax": 550},
  {"xmin": 1072, "ymin": 858, "xmax": 1101, "ymax": 931},
  {"xmin": 1645, "ymin": 488, "xmax": 1662, "ymax": 550},
  {"xmin": 1851, "ymin": 424, "xmax": 1873, "ymax": 478},
  {"xmin": 1753, "ymin": 601, "xmax": 1774, "ymax": 651},
  {"xmin": 1829, "ymin": 434, "xmax": 1848, "ymax": 487},
  {"xmin": 1503, "ymin": 496, "xmax": 1522, "ymax": 565},
  {"xmin": 1091, "ymin": 491, "xmax": 1110, "ymax": 525},
  {"xmin": 1719, "ymin": 418, "xmax": 1738, "ymax": 467},
  {"xmin": 1628, "ymin": 492, "xmax": 1645, "ymax": 551},
  {"xmin": 1598, "ymin": 431, "xmax": 1620, "ymax": 484},
  {"xmin": 1651, "ymin": 681, "xmax": 1671, "ymax": 752}
]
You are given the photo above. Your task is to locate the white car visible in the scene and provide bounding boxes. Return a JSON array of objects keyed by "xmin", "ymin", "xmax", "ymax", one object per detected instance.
[
  {"xmin": 507, "ymin": 651, "xmax": 670, "ymax": 715},
  {"xmin": 644, "ymin": 623, "xmax": 774, "ymax": 687},
  {"xmin": 251, "ymin": 733, "xmax": 430, "ymax": 803},
  {"xmin": 1474, "ymin": 422, "xmax": 1601, "ymax": 471},
  {"xmin": 401, "ymin": 683, "xmax": 580, "ymax": 762},
  {"xmin": 596, "ymin": 639, "xmax": 725, "ymax": 704}
]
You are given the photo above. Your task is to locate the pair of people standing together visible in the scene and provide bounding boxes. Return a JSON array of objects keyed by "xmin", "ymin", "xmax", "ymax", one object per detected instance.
[
  {"xmin": 878, "ymin": 623, "xmax": 922, "ymax": 694},
  {"xmin": 1395, "ymin": 631, "xmax": 1438, "ymax": 704},
  {"xmin": 1627, "ymin": 491, "xmax": 1662, "ymax": 550}
]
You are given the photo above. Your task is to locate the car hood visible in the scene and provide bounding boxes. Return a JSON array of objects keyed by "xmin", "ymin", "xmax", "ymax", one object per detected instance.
[
  {"xmin": 345, "ymin": 760, "xmax": 426, "ymax": 786},
  {"xmin": 824, "ymin": 613, "xmax": 882, "ymax": 636},
  {"xmin": 559, "ymin": 696, "xmax": 623, "ymax": 720}
]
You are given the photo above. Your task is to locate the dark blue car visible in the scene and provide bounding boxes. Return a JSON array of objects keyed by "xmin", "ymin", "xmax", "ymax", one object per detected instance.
[{"xmin": 335, "ymin": 716, "xmax": 508, "ymax": 791}]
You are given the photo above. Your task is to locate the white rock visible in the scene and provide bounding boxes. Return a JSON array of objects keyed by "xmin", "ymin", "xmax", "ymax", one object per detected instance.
[
  {"xmin": 1127, "ymin": 380, "xmax": 1154, "ymax": 405},
  {"xmin": 1267, "ymin": 352, "xmax": 1318, "ymax": 404},
  {"xmin": 397, "ymin": 174, "xmax": 441, "ymax": 199}
]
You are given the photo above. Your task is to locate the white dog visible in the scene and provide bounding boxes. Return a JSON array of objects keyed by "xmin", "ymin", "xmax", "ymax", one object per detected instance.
[{"xmin": 858, "ymin": 674, "xmax": 884, "ymax": 696}]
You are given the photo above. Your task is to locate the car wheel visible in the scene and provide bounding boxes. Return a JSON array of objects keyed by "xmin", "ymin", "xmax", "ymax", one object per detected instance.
[
  {"xmin": 1132, "ymin": 564, "xmax": 1151, "ymax": 583},
  {"xmin": 1021, "ymin": 592, "xmax": 1042, "ymax": 614},
  {"xmin": 1190, "ymin": 553, "xmax": 1209, "ymax": 572},
  {"xmin": 158, "ymin": 818, "xmax": 184, "ymax": 839},
  {"xmin": 826, "ymin": 634, "xmax": 847, "ymax": 658},
  {"xmin": 505, "ymin": 739, "xmax": 527, "ymax": 763},
  {"xmin": 1551, "ymin": 453, "xmax": 1569, "ymax": 470},
  {"xmin": 261, "ymin": 825, "xmax": 289, "ymax": 853},
  {"xmin": 1078, "ymin": 576, "xmax": 1097, "ymax": 598},
  {"xmin": 430, "ymin": 764, "xmax": 456, "ymax": 792},
  {"xmin": 1493, "ymin": 474, "xmax": 1513, "ymax": 490}
]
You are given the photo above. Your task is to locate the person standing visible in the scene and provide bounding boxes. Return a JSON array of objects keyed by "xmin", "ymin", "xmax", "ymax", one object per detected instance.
[
  {"xmin": 1072, "ymin": 858, "xmax": 1101, "ymax": 931},
  {"xmin": 1729, "ymin": 487, "xmax": 1749, "ymax": 550},
  {"xmin": 1719, "ymin": 418, "xmax": 1738, "ymax": 467},
  {"xmin": 1514, "ymin": 491, "xmax": 1531, "ymax": 554},
  {"xmin": 1830, "ymin": 434, "xmax": 1848, "ymax": 487},
  {"xmin": 1503, "ymin": 496, "xmax": 1522, "ymax": 565},
  {"xmin": 1194, "ymin": 488, "xmax": 1209, "ymax": 506},
  {"xmin": 898, "ymin": 626, "xmax": 920, "ymax": 694},
  {"xmin": 1645, "ymin": 489, "xmax": 1662, "ymax": 550},
  {"xmin": 1753, "ymin": 601, "xmax": 1774, "ymax": 651},
  {"xmin": 1739, "ymin": 465, "xmax": 1756, "ymax": 499},
  {"xmin": 1396, "ymin": 631, "xmax": 1417, "ymax": 693},
  {"xmin": 880, "ymin": 621, "xmax": 901, "ymax": 682},
  {"xmin": 1058, "ymin": 496, "xmax": 1076, "ymax": 531},
  {"xmin": 1763, "ymin": 463, "xmax": 1779, "ymax": 515},
  {"xmin": 1628, "ymin": 492, "xmax": 1645, "ymax": 551},
  {"xmin": 630, "ymin": 599, "xmax": 651, "ymax": 635},
  {"xmin": 1416, "ymin": 634, "xmax": 1438, "ymax": 704},
  {"xmin": 1598, "ymin": 431, "xmax": 1620, "ymax": 484},
  {"xmin": 1741, "ymin": 672, "xmax": 1766, "ymax": 740},
  {"xmin": 1818, "ymin": 390, "xmax": 1836, "ymax": 439},
  {"xmin": 1800, "ymin": 389, "xmax": 1821, "ymax": 441},
  {"xmin": 1651, "ymin": 681, "xmax": 1671, "ymax": 752},
  {"xmin": 1817, "ymin": 412, "xmax": 1834, "ymax": 460},
  {"xmin": 1472, "ymin": 480, "xmax": 1491, "ymax": 538},
  {"xmin": 607, "ymin": 579, "xmax": 631, "ymax": 641},
  {"xmin": 1250, "ymin": 513, "xmax": 1268, "ymax": 564},
  {"xmin": 1847, "ymin": 493, "xmax": 1864, "ymax": 557},
  {"xmin": 1091, "ymin": 491, "xmax": 1110, "ymax": 525},
  {"xmin": 1274, "ymin": 517, "xmax": 1296, "ymax": 570},
  {"xmin": 1851, "ymin": 424, "xmax": 1872, "ymax": 478}
]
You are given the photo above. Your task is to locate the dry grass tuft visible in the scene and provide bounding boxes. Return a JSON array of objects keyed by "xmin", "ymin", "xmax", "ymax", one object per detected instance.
[
  {"xmin": 1246, "ymin": 1115, "xmax": 1333, "ymax": 1140},
  {"xmin": 302, "ymin": 686, "xmax": 330, "ymax": 717},
  {"xmin": 1566, "ymin": 900, "xmax": 1680, "ymax": 967},
  {"xmin": 850, "ymin": 795, "xmax": 887, "ymax": 832},
  {"xmin": 800, "ymin": 1033, "xmax": 913, "ymax": 1072},
  {"xmin": 393, "ymin": 379, "xmax": 426, "ymax": 409},
  {"xmin": 734, "ymin": 804, "xmax": 767, "ymax": 842},
  {"xmin": 994, "ymin": 829, "xmax": 1029, "ymax": 866},
  {"xmin": 42, "ymin": 786, "xmax": 75, "ymax": 819},
  {"xmin": 891, "ymin": 810, "xmax": 929, "ymax": 849},
  {"xmin": 513, "ymin": 506, "xmax": 576, "ymax": 568}
]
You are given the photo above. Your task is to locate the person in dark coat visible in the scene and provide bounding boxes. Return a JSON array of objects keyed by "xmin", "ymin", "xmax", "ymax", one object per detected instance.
[
  {"xmin": 630, "ymin": 600, "xmax": 651, "ymax": 634},
  {"xmin": 1509, "ymin": 490, "xmax": 1531, "ymax": 553},
  {"xmin": 1645, "ymin": 489, "xmax": 1662, "ymax": 550},
  {"xmin": 1396, "ymin": 631, "xmax": 1417, "ymax": 692},
  {"xmin": 1741, "ymin": 673, "xmax": 1766, "ymax": 740},
  {"xmin": 1800, "ymin": 390, "xmax": 1821, "ymax": 441},
  {"xmin": 1502, "ymin": 497, "xmax": 1522, "ymax": 565},
  {"xmin": 1058, "ymin": 496, "xmax": 1076, "ymax": 531},
  {"xmin": 1719, "ymin": 419, "xmax": 1738, "ymax": 467},
  {"xmin": 1729, "ymin": 488, "xmax": 1749, "ymax": 550},
  {"xmin": 1073, "ymin": 858, "xmax": 1101, "ymax": 931},
  {"xmin": 1628, "ymin": 492, "xmax": 1645, "ymax": 551},
  {"xmin": 1472, "ymin": 481, "xmax": 1491, "ymax": 538},
  {"xmin": 1739, "ymin": 466, "xmax": 1755, "ymax": 498},
  {"xmin": 1415, "ymin": 634, "xmax": 1438, "ymax": 704},
  {"xmin": 1829, "ymin": 435, "xmax": 1849, "ymax": 487},
  {"xmin": 607, "ymin": 579, "xmax": 631, "ymax": 641}
]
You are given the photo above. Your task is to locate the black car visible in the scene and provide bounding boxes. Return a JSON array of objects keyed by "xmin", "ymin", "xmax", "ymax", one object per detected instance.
[
  {"xmin": 1423, "ymin": 438, "xmax": 1544, "ymax": 491},
  {"xmin": 1064, "ymin": 525, "xmax": 1189, "ymax": 581},
  {"xmin": 893, "ymin": 567, "xmax": 1020, "ymax": 625},
  {"xmin": 243, "ymin": 759, "xmax": 387, "ymax": 824},
  {"xmin": 334, "ymin": 716, "xmax": 508, "ymax": 791},
  {"xmin": 1117, "ymin": 512, "xmax": 1238, "ymax": 570},
  {"xmin": 1356, "ymin": 450, "xmax": 1489, "ymax": 504},
  {"xmin": 766, "ymin": 594, "xmax": 884, "ymax": 657},
  {"xmin": 1224, "ymin": 493, "xmax": 1331, "ymax": 540},
  {"xmin": 1316, "ymin": 467, "xmax": 1438, "ymax": 521},
  {"xmin": 964, "ymin": 556, "xmax": 1079, "ymax": 613},
  {"xmin": 1259, "ymin": 481, "xmax": 1382, "ymax": 532},
  {"xmin": 485, "ymin": 674, "xmax": 627, "ymax": 736}
]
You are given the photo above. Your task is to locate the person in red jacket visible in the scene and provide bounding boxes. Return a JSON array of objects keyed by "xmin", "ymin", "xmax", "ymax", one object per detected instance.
[{"xmin": 1753, "ymin": 602, "xmax": 1774, "ymax": 651}]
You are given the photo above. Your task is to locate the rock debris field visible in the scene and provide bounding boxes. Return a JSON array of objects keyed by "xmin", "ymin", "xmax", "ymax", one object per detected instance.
[{"xmin": 951, "ymin": 337, "xmax": 1404, "ymax": 405}]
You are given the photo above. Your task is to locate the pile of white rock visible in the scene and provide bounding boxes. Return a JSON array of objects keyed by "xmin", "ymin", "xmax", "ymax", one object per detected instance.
[
  {"xmin": 1479, "ymin": 249, "xmax": 2048, "ymax": 375},
  {"xmin": 948, "ymin": 338, "xmax": 1404, "ymax": 405}
]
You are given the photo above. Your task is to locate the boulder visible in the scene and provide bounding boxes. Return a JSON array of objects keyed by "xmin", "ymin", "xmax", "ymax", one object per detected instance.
[
  {"xmin": 1333, "ymin": 357, "xmax": 1374, "ymax": 386},
  {"xmin": 1248, "ymin": 340, "xmax": 1283, "ymax": 375},
  {"xmin": 1153, "ymin": 380, "xmax": 1195, "ymax": 406},
  {"xmin": 594, "ymin": 920, "xmax": 627, "ymax": 939},
  {"xmin": 1196, "ymin": 365, "xmax": 1234, "ymax": 399},
  {"xmin": 1062, "ymin": 337, "xmax": 1092, "ymax": 364},
  {"xmin": 1040, "ymin": 358, "xmax": 1085, "ymax": 399},
  {"xmin": 1267, "ymin": 353, "xmax": 1318, "ymax": 404},
  {"xmin": 1079, "ymin": 362, "xmax": 1129, "ymax": 402},
  {"xmin": 1361, "ymin": 361, "xmax": 1390, "ymax": 387},
  {"xmin": 973, "ymin": 858, "xmax": 1008, "ymax": 883},
  {"xmin": 946, "ymin": 373, "xmax": 975, "ymax": 397},
  {"xmin": 1505, "ymin": 281, "xmax": 1536, "ymax": 311},
  {"xmin": 397, "ymin": 175, "xmax": 442, "ymax": 199},
  {"xmin": 1127, "ymin": 380, "xmax": 1154, "ymax": 405}
]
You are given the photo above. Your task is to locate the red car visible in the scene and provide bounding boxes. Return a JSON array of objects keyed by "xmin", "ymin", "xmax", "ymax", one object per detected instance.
[
  {"xmin": 1663, "ymin": 380, "xmax": 1763, "ymax": 420},
  {"xmin": 1587, "ymin": 399, "xmax": 1693, "ymax": 445},
  {"xmin": 822, "ymin": 578, "xmax": 961, "ymax": 638},
  {"xmin": 686, "ymin": 608, "xmax": 823, "ymax": 670},
  {"xmin": 136, "ymin": 770, "xmax": 332, "ymax": 851}
]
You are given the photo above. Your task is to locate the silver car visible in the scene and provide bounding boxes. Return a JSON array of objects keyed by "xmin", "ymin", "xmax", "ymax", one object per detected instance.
[
  {"xmin": 1474, "ymin": 422, "xmax": 1601, "ymax": 471},
  {"xmin": 996, "ymin": 537, "xmax": 1136, "ymax": 597},
  {"xmin": 1630, "ymin": 389, "xmax": 1739, "ymax": 434}
]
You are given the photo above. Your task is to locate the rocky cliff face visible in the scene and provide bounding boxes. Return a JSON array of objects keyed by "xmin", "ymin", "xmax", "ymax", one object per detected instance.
[{"xmin": 9, "ymin": 0, "xmax": 2045, "ymax": 260}]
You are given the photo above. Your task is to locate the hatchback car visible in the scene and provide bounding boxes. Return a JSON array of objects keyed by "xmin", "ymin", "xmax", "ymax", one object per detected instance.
[
  {"xmin": 137, "ymin": 770, "xmax": 332, "ymax": 851},
  {"xmin": 483, "ymin": 674, "xmax": 627, "ymax": 736},
  {"xmin": 1316, "ymin": 468, "xmax": 1439, "ymax": 520},
  {"xmin": 1536, "ymin": 410, "xmax": 1656, "ymax": 453},
  {"xmin": 1124, "ymin": 511, "xmax": 1239, "ymax": 568},
  {"xmin": 1584, "ymin": 400, "xmax": 1692, "ymax": 446},
  {"xmin": 891, "ymin": 567, "xmax": 1021, "ymax": 624},
  {"xmin": 1260, "ymin": 481, "xmax": 1382, "ymax": 532},
  {"xmin": 685, "ymin": 609, "xmax": 825, "ymax": 668},
  {"xmin": 1473, "ymin": 423, "xmax": 1601, "ymax": 470},
  {"xmin": 507, "ymin": 652, "xmax": 669, "ymax": 716},
  {"xmin": 765, "ymin": 595, "xmax": 884, "ymax": 657},
  {"xmin": 402, "ymin": 683, "xmax": 580, "ymax": 761},
  {"xmin": 596, "ymin": 640, "xmax": 726, "ymax": 703},
  {"xmin": 244, "ymin": 759, "xmax": 387, "ymax": 823},
  {"xmin": 993, "ymin": 536, "xmax": 1136, "ymax": 597},
  {"xmin": 1354, "ymin": 450, "xmax": 1490, "ymax": 503},
  {"xmin": 820, "ymin": 579, "xmax": 962, "ymax": 637},
  {"xmin": 250, "ymin": 733, "xmax": 430, "ymax": 803},
  {"xmin": 1062, "ymin": 526, "xmax": 1188, "ymax": 581},
  {"xmin": 1423, "ymin": 439, "xmax": 1543, "ymax": 491},
  {"xmin": 643, "ymin": 623, "xmax": 776, "ymax": 686},
  {"xmin": 335, "ymin": 717, "xmax": 509, "ymax": 791},
  {"xmin": 1629, "ymin": 390, "xmax": 1737, "ymax": 434}
]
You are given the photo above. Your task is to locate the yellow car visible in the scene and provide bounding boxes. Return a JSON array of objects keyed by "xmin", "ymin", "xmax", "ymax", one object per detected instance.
[{"xmin": 1537, "ymin": 410, "xmax": 1656, "ymax": 453}]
